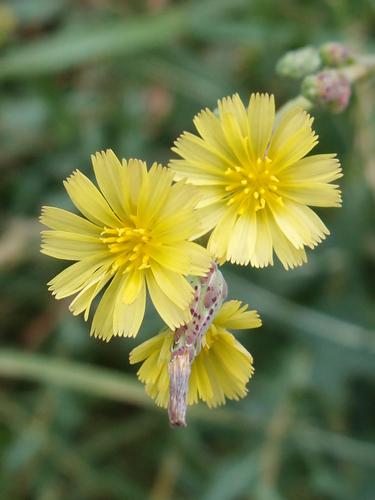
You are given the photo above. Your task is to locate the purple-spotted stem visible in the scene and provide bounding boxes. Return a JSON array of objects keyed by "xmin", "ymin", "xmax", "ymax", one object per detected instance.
[{"xmin": 168, "ymin": 262, "xmax": 228, "ymax": 426}]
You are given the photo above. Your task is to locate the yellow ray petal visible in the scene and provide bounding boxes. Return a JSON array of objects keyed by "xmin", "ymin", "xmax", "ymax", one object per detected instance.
[
  {"xmin": 41, "ymin": 230, "xmax": 105, "ymax": 260},
  {"xmin": 182, "ymin": 241, "xmax": 212, "ymax": 276},
  {"xmin": 113, "ymin": 279, "xmax": 146, "ymax": 338},
  {"xmin": 209, "ymin": 347, "xmax": 248, "ymax": 402},
  {"xmin": 137, "ymin": 350, "xmax": 162, "ymax": 385},
  {"xmin": 126, "ymin": 159, "xmax": 148, "ymax": 210},
  {"xmin": 218, "ymin": 93, "xmax": 249, "ymax": 138},
  {"xmin": 268, "ymin": 218, "xmax": 307, "ymax": 270},
  {"xmin": 48, "ymin": 255, "xmax": 112, "ymax": 299},
  {"xmin": 69, "ymin": 272, "xmax": 112, "ymax": 320},
  {"xmin": 172, "ymin": 133, "xmax": 228, "ymax": 177},
  {"xmin": 122, "ymin": 270, "xmax": 144, "ymax": 305},
  {"xmin": 219, "ymin": 106, "xmax": 250, "ymax": 167},
  {"xmin": 280, "ymin": 182, "xmax": 342, "ymax": 207},
  {"xmin": 214, "ymin": 300, "xmax": 261, "ymax": 330},
  {"xmin": 201, "ymin": 350, "xmax": 226, "ymax": 407},
  {"xmin": 91, "ymin": 150, "xmax": 129, "ymax": 220},
  {"xmin": 158, "ymin": 181, "xmax": 202, "ymax": 219},
  {"xmin": 90, "ymin": 273, "xmax": 124, "ymax": 342},
  {"xmin": 194, "ymin": 354, "xmax": 214, "ymax": 403},
  {"xmin": 250, "ymin": 209, "xmax": 273, "ymax": 268},
  {"xmin": 216, "ymin": 333, "xmax": 253, "ymax": 370},
  {"xmin": 40, "ymin": 206, "xmax": 101, "ymax": 235},
  {"xmin": 208, "ymin": 207, "xmax": 238, "ymax": 262},
  {"xmin": 146, "ymin": 270, "xmax": 190, "ymax": 330},
  {"xmin": 227, "ymin": 212, "xmax": 257, "ymax": 265},
  {"xmin": 247, "ymin": 93, "xmax": 275, "ymax": 160},
  {"xmin": 268, "ymin": 199, "xmax": 310, "ymax": 249},
  {"xmin": 150, "ymin": 244, "xmax": 191, "ymax": 275},
  {"xmin": 151, "ymin": 241, "xmax": 210, "ymax": 277},
  {"xmin": 288, "ymin": 203, "xmax": 330, "ymax": 248},
  {"xmin": 170, "ymin": 159, "xmax": 228, "ymax": 186},
  {"xmin": 150, "ymin": 262, "xmax": 193, "ymax": 311},
  {"xmin": 193, "ymin": 107, "xmax": 237, "ymax": 164},
  {"xmin": 64, "ymin": 170, "xmax": 121, "ymax": 227},
  {"xmin": 130, "ymin": 331, "xmax": 168, "ymax": 364},
  {"xmin": 269, "ymin": 107, "xmax": 317, "ymax": 171},
  {"xmin": 191, "ymin": 202, "xmax": 227, "ymax": 240},
  {"xmin": 137, "ymin": 163, "xmax": 174, "ymax": 226},
  {"xmin": 281, "ymin": 154, "xmax": 342, "ymax": 183}
]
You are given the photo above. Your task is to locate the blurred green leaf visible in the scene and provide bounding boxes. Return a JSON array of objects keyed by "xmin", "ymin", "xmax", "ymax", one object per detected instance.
[
  {"xmin": 0, "ymin": 349, "xmax": 152, "ymax": 407},
  {"xmin": 226, "ymin": 268, "xmax": 375, "ymax": 355},
  {"xmin": 0, "ymin": 10, "xmax": 186, "ymax": 79}
]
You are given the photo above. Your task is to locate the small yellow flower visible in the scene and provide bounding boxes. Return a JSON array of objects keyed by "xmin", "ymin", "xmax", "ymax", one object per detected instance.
[
  {"xmin": 130, "ymin": 300, "xmax": 261, "ymax": 408},
  {"xmin": 41, "ymin": 150, "xmax": 211, "ymax": 341},
  {"xmin": 170, "ymin": 93, "xmax": 342, "ymax": 269}
]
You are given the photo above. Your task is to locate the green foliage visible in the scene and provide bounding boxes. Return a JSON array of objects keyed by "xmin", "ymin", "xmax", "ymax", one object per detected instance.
[{"xmin": 0, "ymin": 0, "xmax": 374, "ymax": 498}]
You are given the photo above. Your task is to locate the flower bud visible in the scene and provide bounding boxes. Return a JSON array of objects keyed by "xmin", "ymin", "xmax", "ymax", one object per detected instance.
[
  {"xmin": 301, "ymin": 69, "xmax": 351, "ymax": 113},
  {"xmin": 320, "ymin": 42, "xmax": 353, "ymax": 68},
  {"xmin": 276, "ymin": 46, "xmax": 321, "ymax": 79}
]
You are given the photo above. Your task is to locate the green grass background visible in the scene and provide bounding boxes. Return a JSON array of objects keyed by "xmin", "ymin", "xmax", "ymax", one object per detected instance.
[{"xmin": 0, "ymin": 0, "xmax": 374, "ymax": 499}]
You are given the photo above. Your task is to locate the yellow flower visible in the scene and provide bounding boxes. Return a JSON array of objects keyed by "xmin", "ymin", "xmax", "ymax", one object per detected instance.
[
  {"xmin": 170, "ymin": 93, "xmax": 342, "ymax": 269},
  {"xmin": 41, "ymin": 150, "xmax": 211, "ymax": 341},
  {"xmin": 129, "ymin": 300, "xmax": 261, "ymax": 408}
]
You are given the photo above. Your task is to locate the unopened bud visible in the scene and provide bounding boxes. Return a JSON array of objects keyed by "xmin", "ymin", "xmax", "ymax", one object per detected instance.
[
  {"xmin": 276, "ymin": 46, "xmax": 321, "ymax": 79},
  {"xmin": 301, "ymin": 70, "xmax": 351, "ymax": 113},
  {"xmin": 320, "ymin": 42, "xmax": 353, "ymax": 68}
]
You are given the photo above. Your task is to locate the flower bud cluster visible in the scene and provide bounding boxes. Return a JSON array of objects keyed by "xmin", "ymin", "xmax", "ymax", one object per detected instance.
[{"xmin": 276, "ymin": 41, "xmax": 361, "ymax": 113}]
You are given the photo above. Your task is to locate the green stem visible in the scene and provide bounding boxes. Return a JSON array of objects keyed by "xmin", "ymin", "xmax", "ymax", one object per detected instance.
[{"xmin": 343, "ymin": 56, "xmax": 375, "ymax": 83}]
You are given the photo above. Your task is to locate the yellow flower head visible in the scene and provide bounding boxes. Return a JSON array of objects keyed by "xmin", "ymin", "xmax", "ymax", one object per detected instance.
[
  {"xmin": 170, "ymin": 93, "xmax": 342, "ymax": 269},
  {"xmin": 41, "ymin": 150, "xmax": 211, "ymax": 341},
  {"xmin": 129, "ymin": 300, "xmax": 261, "ymax": 408}
]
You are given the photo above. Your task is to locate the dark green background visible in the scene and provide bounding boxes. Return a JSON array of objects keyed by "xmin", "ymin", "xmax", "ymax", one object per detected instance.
[{"xmin": 0, "ymin": 1, "xmax": 374, "ymax": 499}]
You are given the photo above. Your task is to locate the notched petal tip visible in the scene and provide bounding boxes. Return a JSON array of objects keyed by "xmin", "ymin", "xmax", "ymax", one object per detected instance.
[{"xmin": 90, "ymin": 328, "xmax": 112, "ymax": 343}]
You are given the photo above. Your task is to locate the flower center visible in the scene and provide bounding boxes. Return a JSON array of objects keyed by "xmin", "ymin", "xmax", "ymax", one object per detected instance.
[
  {"xmin": 100, "ymin": 225, "xmax": 153, "ymax": 273},
  {"xmin": 224, "ymin": 156, "xmax": 283, "ymax": 214}
]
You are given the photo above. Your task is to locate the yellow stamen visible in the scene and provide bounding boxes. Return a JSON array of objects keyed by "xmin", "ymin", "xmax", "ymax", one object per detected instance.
[{"xmin": 101, "ymin": 224, "xmax": 152, "ymax": 272}]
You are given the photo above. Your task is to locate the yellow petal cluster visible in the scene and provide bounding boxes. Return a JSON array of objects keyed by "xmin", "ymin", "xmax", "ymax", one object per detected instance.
[
  {"xmin": 170, "ymin": 93, "xmax": 342, "ymax": 269},
  {"xmin": 41, "ymin": 150, "xmax": 211, "ymax": 341},
  {"xmin": 129, "ymin": 300, "xmax": 261, "ymax": 408}
]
